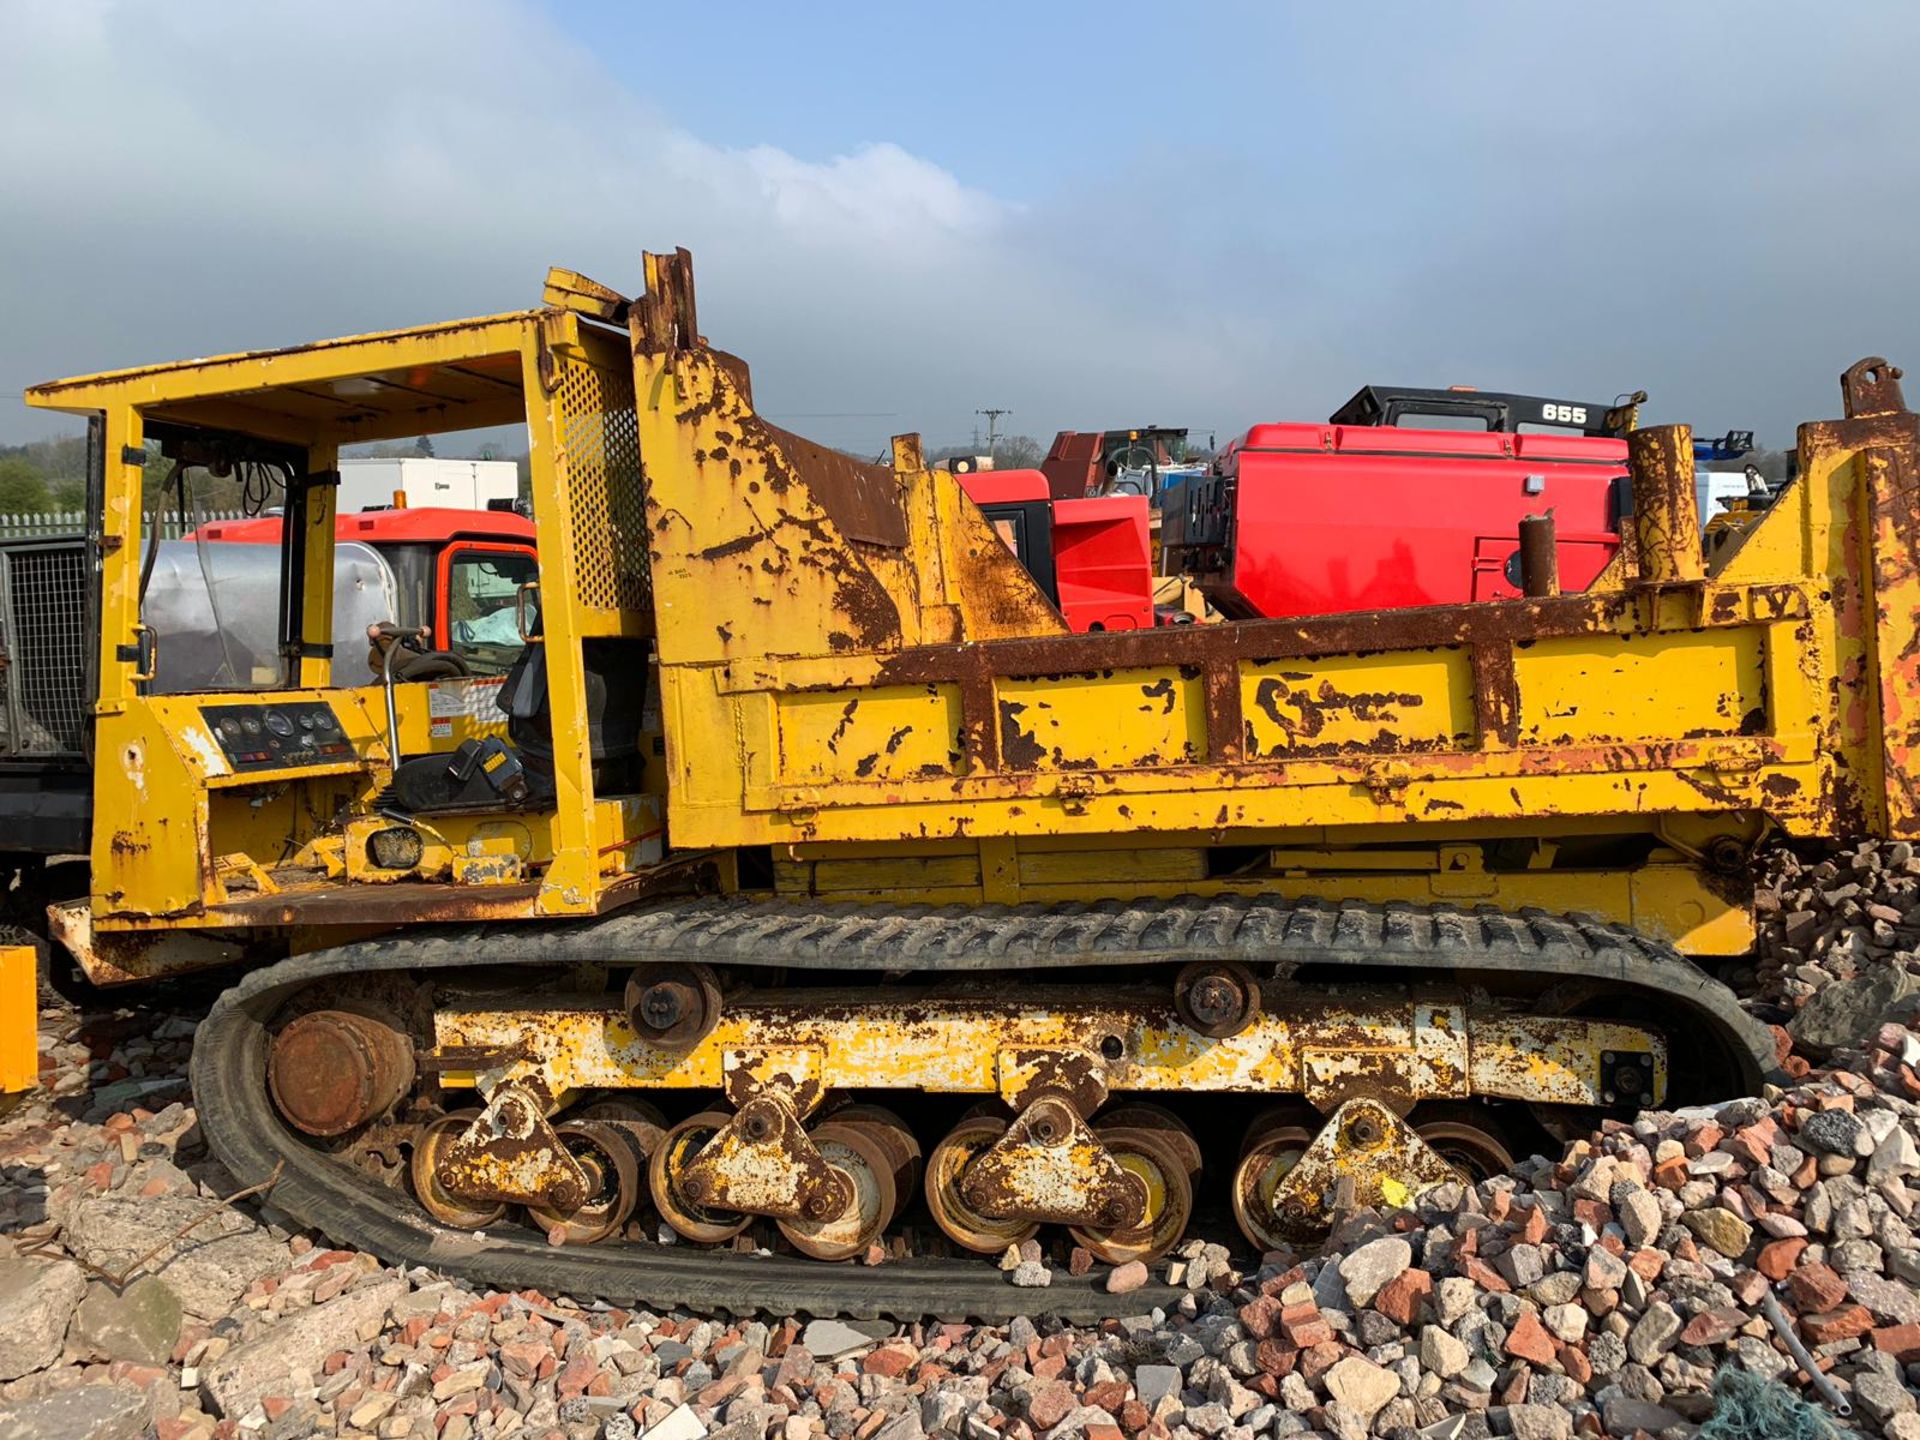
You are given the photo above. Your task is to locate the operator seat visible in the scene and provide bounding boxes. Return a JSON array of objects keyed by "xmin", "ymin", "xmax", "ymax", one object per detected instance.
[{"xmin": 495, "ymin": 635, "xmax": 646, "ymax": 795}]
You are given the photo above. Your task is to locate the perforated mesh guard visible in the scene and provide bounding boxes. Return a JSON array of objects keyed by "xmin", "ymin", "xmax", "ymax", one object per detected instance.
[
  {"xmin": 558, "ymin": 357, "xmax": 648, "ymax": 615},
  {"xmin": 6, "ymin": 545, "xmax": 89, "ymax": 754}
]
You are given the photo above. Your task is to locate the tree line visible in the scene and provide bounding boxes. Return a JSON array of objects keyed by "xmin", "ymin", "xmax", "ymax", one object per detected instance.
[{"xmin": 0, "ymin": 435, "xmax": 89, "ymax": 513}]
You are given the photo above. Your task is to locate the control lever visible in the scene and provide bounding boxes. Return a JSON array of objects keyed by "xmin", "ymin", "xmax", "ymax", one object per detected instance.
[{"xmin": 368, "ymin": 622, "xmax": 430, "ymax": 766}]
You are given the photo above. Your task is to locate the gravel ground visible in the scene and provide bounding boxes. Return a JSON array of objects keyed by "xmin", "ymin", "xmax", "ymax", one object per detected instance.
[{"xmin": 0, "ymin": 848, "xmax": 1917, "ymax": 1439}]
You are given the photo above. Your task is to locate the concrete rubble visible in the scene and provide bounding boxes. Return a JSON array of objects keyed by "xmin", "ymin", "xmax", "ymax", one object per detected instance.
[{"xmin": 0, "ymin": 841, "xmax": 1916, "ymax": 1437}]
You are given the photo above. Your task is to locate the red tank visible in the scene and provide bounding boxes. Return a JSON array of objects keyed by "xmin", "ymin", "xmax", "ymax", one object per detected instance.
[{"xmin": 1163, "ymin": 423, "xmax": 1626, "ymax": 620}]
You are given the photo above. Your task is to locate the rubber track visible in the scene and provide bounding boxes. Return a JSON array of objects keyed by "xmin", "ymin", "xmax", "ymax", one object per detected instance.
[{"xmin": 190, "ymin": 894, "xmax": 1777, "ymax": 1323}]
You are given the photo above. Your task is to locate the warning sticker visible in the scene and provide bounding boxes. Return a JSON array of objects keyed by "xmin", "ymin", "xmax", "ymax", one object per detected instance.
[{"xmin": 426, "ymin": 677, "xmax": 508, "ymax": 722}]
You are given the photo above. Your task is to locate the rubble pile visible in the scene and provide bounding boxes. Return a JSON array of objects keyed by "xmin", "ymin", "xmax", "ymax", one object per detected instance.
[{"xmin": 1755, "ymin": 841, "xmax": 1920, "ymax": 1015}]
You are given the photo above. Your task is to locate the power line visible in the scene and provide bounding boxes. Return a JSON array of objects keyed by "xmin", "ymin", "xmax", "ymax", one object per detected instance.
[{"xmin": 975, "ymin": 408, "xmax": 1011, "ymax": 460}]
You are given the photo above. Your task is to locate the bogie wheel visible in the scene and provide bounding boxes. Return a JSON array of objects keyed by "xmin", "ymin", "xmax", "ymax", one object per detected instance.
[
  {"xmin": 648, "ymin": 1109, "xmax": 751, "ymax": 1244},
  {"xmin": 777, "ymin": 1121, "xmax": 897, "ymax": 1262},
  {"xmin": 1232, "ymin": 1109, "xmax": 1316, "ymax": 1253},
  {"xmin": 1412, "ymin": 1104, "xmax": 1516, "ymax": 1183},
  {"xmin": 924, "ymin": 1115, "xmax": 1039, "ymax": 1254},
  {"xmin": 1069, "ymin": 1126, "xmax": 1193, "ymax": 1266},
  {"xmin": 410, "ymin": 1110, "xmax": 506, "ymax": 1230},
  {"xmin": 575, "ymin": 1098, "xmax": 668, "ymax": 1166},
  {"xmin": 827, "ymin": 1103, "xmax": 923, "ymax": 1198},
  {"xmin": 526, "ymin": 1119, "xmax": 643, "ymax": 1246},
  {"xmin": 1095, "ymin": 1102, "xmax": 1202, "ymax": 1178}
]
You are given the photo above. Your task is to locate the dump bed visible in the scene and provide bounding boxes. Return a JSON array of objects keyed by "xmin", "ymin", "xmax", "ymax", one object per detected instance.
[{"xmin": 632, "ymin": 257, "xmax": 1920, "ymax": 952}]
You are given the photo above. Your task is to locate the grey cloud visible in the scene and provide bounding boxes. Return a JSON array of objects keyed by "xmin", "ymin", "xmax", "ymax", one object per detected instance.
[{"xmin": 3, "ymin": 0, "xmax": 1916, "ymax": 455}]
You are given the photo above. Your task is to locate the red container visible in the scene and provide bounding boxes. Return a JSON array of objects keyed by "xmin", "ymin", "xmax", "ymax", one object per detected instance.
[{"xmin": 1168, "ymin": 424, "xmax": 1626, "ymax": 620}]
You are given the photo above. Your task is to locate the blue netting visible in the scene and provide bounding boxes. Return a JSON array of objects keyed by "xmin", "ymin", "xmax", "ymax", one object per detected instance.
[{"xmin": 1696, "ymin": 1365, "xmax": 1852, "ymax": 1440}]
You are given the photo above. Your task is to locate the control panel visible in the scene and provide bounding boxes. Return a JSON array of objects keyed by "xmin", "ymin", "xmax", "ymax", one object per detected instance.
[{"xmin": 200, "ymin": 701, "xmax": 356, "ymax": 773}]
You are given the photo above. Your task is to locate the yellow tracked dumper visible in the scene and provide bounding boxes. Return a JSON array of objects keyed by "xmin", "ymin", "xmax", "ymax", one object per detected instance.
[{"xmin": 24, "ymin": 251, "xmax": 1920, "ymax": 1319}]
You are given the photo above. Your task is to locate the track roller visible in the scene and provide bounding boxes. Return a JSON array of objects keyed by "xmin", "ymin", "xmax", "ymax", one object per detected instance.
[
  {"xmin": 825, "ymin": 1103, "xmax": 923, "ymax": 1198},
  {"xmin": 574, "ymin": 1097, "xmax": 668, "ymax": 1166},
  {"xmin": 777, "ymin": 1119, "xmax": 897, "ymax": 1261},
  {"xmin": 1174, "ymin": 960, "xmax": 1260, "ymax": 1038},
  {"xmin": 1095, "ymin": 1101, "xmax": 1203, "ymax": 1179},
  {"xmin": 1231, "ymin": 1107, "xmax": 1316, "ymax": 1253},
  {"xmin": 924, "ymin": 1115, "xmax": 1040, "ymax": 1254},
  {"xmin": 648, "ymin": 1109, "xmax": 752, "ymax": 1244},
  {"xmin": 410, "ymin": 1110, "xmax": 506, "ymax": 1230},
  {"xmin": 526, "ymin": 1118, "xmax": 644, "ymax": 1246},
  {"xmin": 1068, "ymin": 1126, "xmax": 1194, "ymax": 1265},
  {"xmin": 1412, "ymin": 1104, "xmax": 1515, "ymax": 1183},
  {"xmin": 624, "ymin": 963, "xmax": 722, "ymax": 1050}
]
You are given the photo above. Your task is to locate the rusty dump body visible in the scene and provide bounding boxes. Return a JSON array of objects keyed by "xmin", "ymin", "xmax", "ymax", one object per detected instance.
[{"xmin": 26, "ymin": 250, "xmax": 1920, "ymax": 1317}]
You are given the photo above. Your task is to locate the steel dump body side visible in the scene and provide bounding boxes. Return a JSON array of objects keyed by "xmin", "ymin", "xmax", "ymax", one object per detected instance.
[{"xmin": 631, "ymin": 265, "xmax": 1919, "ymax": 951}]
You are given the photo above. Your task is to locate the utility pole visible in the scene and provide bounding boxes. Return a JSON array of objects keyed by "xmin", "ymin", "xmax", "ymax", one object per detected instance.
[{"xmin": 975, "ymin": 408, "xmax": 1011, "ymax": 463}]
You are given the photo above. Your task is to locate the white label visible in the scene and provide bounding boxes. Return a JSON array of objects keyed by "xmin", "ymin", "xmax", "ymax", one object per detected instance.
[{"xmin": 427, "ymin": 677, "xmax": 507, "ymax": 720}]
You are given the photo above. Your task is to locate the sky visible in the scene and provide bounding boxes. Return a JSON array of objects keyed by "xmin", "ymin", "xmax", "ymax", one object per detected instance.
[{"xmin": 2, "ymin": 1, "xmax": 1916, "ymax": 455}]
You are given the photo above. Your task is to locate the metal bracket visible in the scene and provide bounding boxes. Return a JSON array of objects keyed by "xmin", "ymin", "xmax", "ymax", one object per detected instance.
[
  {"xmin": 436, "ymin": 1082, "xmax": 589, "ymax": 1209},
  {"xmin": 721, "ymin": 1047, "xmax": 825, "ymax": 1115},
  {"xmin": 1842, "ymin": 357, "xmax": 1908, "ymax": 419},
  {"xmin": 962, "ymin": 1091, "xmax": 1144, "ymax": 1229},
  {"xmin": 677, "ymin": 1056, "xmax": 846, "ymax": 1222},
  {"xmin": 1363, "ymin": 764, "xmax": 1411, "ymax": 803},
  {"xmin": 996, "ymin": 1048, "xmax": 1110, "ymax": 1116},
  {"xmin": 1261, "ymin": 1098, "xmax": 1459, "ymax": 1239},
  {"xmin": 1301, "ymin": 1048, "xmax": 1419, "ymax": 1114},
  {"xmin": 1600, "ymin": 1049, "xmax": 1657, "ymax": 1108}
]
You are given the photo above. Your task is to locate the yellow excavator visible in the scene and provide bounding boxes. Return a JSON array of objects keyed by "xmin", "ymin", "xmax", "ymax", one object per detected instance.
[{"xmin": 20, "ymin": 250, "xmax": 1919, "ymax": 1317}]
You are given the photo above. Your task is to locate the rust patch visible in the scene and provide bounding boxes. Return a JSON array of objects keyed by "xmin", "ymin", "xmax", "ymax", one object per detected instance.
[
  {"xmin": 826, "ymin": 700, "xmax": 858, "ymax": 754},
  {"xmin": 698, "ymin": 532, "xmax": 762, "ymax": 562},
  {"xmin": 998, "ymin": 701, "xmax": 1046, "ymax": 770}
]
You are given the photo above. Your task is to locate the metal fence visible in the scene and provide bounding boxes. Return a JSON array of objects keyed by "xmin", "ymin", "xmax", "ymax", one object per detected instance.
[{"xmin": 0, "ymin": 509, "xmax": 250, "ymax": 542}]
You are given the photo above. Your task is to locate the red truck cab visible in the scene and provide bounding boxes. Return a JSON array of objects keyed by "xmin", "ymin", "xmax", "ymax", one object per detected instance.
[{"xmin": 957, "ymin": 471, "xmax": 1155, "ymax": 631}]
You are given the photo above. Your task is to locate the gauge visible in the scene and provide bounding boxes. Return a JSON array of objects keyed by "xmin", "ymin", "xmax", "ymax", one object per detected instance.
[
  {"xmin": 241, "ymin": 716, "xmax": 262, "ymax": 736},
  {"xmin": 219, "ymin": 718, "xmax": 242, "ymax": 738},
  {"xmin": 297, "ymin": 714, "xmax": 315, "ymax": 730},
  {"xmin": 264, "ymin": 711, "xmax": 295, "ymax": 738}
]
